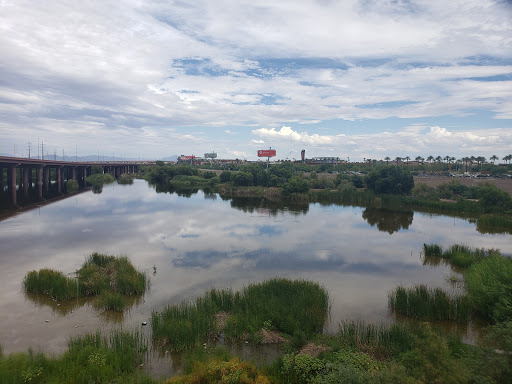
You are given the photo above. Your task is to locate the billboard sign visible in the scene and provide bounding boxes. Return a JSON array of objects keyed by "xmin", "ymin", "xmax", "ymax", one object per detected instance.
[
  {"xmin": 257, "ymin": 149, "xmax": 276, "ymax": 157},
  {"xmin": 204, "ymin": 152, "xmax": 217, "ymax": 159}
]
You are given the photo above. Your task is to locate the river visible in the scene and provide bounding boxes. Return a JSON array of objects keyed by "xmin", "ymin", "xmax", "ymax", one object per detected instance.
[{"xmin": 1, "ymin": 179, "xmax": 510, "ymax": 376}]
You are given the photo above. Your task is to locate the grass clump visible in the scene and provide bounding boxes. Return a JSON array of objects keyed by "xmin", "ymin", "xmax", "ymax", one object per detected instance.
[
  {"xmin": 152, "ymin": 278, "xmax": 329, "ymax": 351},
  {"xmin": 23, "ymin": 268, "xmax": 77, "ymax": 301},
  {"xmin": 423, "ymin": 243, "xmax": 498, "ymax": 268},
  {"xmin": 23, "ymin": 253, "xmax": 148, "ymax": 310},
  {"xmin": 0, "ymin": 330, "xmax": 152, "ymax": 384},
  {"xmin": 117, "ymin": 173, "xmax": 135, "ymax": 184},
  {"xmin": 389, "ymin": 284, "xmax": 471, "ymax": 323}
]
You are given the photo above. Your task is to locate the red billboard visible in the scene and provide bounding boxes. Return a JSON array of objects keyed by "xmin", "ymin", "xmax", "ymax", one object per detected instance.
[{"xmin": 257, "ymin": 149, "xmax": 276, "ymax": 157}]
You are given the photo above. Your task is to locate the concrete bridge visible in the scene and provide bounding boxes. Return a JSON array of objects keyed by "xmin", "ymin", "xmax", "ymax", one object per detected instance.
[{"xmin": 0, "ymin": 156, "xmax": 153, "ymax": 207}]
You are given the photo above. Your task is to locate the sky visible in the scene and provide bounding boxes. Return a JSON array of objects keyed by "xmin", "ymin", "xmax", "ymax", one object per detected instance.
[{"xmin": 1, "ymin": 0, "xmax": 512, "ymax": 162}]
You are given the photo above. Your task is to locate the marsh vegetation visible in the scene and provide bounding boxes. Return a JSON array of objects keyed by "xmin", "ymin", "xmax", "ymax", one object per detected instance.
[{"xmin": 23, "ymin": 253, "xmax": 148, "ymax": 311}]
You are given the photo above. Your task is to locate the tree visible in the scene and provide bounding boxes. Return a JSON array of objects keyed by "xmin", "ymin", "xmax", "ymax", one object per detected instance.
[
  {"xmin": 427, "ymin": 155, "xmax": 434, "ymax": 164},
  {"xmin": 404, "ymin": 156, "xmax": 410, "ymax": 164},
  {"xmin": 219, "ymin": 171, "xmax": 231, "ymax": 183},
  {"xmin": 395, "ymin": 156, "xmax": 402, "ymax": 165},
  {"xmin": 365, "ymin": 166, "xmax": 414, "ymax": 195},
  {"xmin": 415, "ymin": 156, "xmax": 424, "ymax": 164},
  {"xmin": 384, "ymin": 156, "xmax": 391, "ymax": 165},
  {"xmin": 283, "ymin": 176, "xmax": 309, "ymax": 195},
  {"xmin": 490, "ymin": 155, "xmax": 498, "ymax": 164}
]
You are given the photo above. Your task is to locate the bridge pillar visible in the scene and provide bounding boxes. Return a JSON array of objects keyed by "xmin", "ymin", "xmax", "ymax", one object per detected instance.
[
  {"xmin": 56, "ymin": 166, "xmax": 62, "ymax": 193},
  {"xmin": 83, "ymin": 167, "xmax": 88, "ymax": 187},
  {"xmin": 23, "ymin": 167, "xmax": 29, "ymax": 197},
  {"xmin": 0, "ymin": 166, "xmax": 3, "ymax": 192},
  {"xmin": 72, "ymin": 167, "xmax": 77, "ymax": 180},
  {"xmin": 43, "ymin": 167, "xmax": 50, "ymax": 192},
  {"xmin": 36, "ymin": 167, "xmax": 43, "ymax": 200},
  {"xmin": 8, "ymin": 164, "xmax": 17, "ymax": 206}
]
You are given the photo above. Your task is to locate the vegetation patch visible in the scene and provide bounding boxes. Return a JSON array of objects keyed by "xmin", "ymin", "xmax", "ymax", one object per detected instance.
[
  {"xmin": 86, "ymin": 173, "xmax": 115, "ymax": 188},
  {"xmin": 0, "ymin": 330, "xmax": 151, "ymax": 384},
  {"xmin": 151, "ymin": 278, "xmax": 329, "ymax": 351},
  {"xmin": 117, "ymin": 173, "xmax": 135, "ymax": 184},
  {"xmin": 23, "ymin": 253, "xmax": 148, "ymax": 309},
  {"xmin": 388, "ymin": 284, "xmax": 471, "ymax": 322}
]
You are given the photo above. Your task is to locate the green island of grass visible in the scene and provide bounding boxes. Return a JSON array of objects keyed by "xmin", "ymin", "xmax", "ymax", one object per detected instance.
[{"xmin": 23, "ymin": 253, "xmax": 148, "ymax": 311}]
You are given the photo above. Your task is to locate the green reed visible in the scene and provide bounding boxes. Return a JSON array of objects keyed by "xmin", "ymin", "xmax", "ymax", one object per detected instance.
[
  {"xmin": 23, "ymin": 253, "xmax": 148, "ymax": 308},
  {"xmin": 389, "ymin": 284, "xmax": 471, "ymax": 323},
  {"xmin": 152, "ymin": 278, "xmax": 330, "ymax": 351},
  {"xmin": 0, "ymin": 330, "xmax": 152, "ymax": 384},
  {"xmin": 423, "ymin": 243, "xmax": 499, "ymax": 268}
]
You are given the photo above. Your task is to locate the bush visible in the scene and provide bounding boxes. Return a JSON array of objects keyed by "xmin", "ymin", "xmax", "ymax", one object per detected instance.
[
  {"xmin": 66, "ymin": 179, "xmax": 79, "ymax": 193},
  {"xmin": 478, "ymin": 184, "xmax": 512, "ymax": 213},
  {"xmin": 219, "ymin": 171, "xmax": 231, "ymax": 182},
  {"xmin": 283, "ymin": 176, "xmax": 309, "ymax": 195}
]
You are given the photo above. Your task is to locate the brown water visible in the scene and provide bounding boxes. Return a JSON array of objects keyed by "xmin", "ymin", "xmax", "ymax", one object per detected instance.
[{"xmin": 1, "ymin": 179, "xmax": 510, "ymax": 377}]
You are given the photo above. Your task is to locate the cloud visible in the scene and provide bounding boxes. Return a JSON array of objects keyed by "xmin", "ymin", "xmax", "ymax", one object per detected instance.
[
  {"xmin": 250, "ymin": 139, "xmax": 264, "ymax": 144},
  {"xmin": 252, "ymin": 126, "xmax": 332, "ymax": 145}
]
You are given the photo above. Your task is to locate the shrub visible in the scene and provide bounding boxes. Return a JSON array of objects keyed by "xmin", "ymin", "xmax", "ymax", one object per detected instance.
[{"xmin": 66, "ymin": 179, "xmax": 79, "ymax": 193}]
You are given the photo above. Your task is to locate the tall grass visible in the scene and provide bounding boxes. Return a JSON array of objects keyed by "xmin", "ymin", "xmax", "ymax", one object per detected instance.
[
  {"xmin": 465, "ymin": 255, "xmax": 512, "ymax": 323},
  {"xmin": 23, "ymin": 253, "xmax": 148, "ymax": 309},
  {"xmin": 336, "ymin": 321, "xmax": 415, "ymax": 357},
  {"xmin": 152, "ymin": 278, "xmax": 330, "ymax": 351},
  {"xmin": 389, "ymin": 284, "xmax": 471, "ymax": 323},
  {"xmin": 423, "ymin": 243, "xmax": 498, "ymax": 268},
  {"xmin": 0, "ymin": 330, "xmax": 152, "ymax": 384}
]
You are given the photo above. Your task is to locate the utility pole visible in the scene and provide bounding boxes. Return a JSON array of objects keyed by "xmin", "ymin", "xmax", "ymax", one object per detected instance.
[
  {"xmin": 27, "ymin": 142, "xmax": 31, "ymax": 158},
  {"xmin": 41, "ymin": 141, "xmax": 44, "ymax": 160},
  {"xmin": 37, "ymin": 138, "xmax": 40, "ymax": 159}
]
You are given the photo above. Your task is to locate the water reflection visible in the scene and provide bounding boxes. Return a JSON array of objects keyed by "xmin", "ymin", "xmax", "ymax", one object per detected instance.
[
  {"xmin": 362, "ymin": 207, "xmax": 413, "ymax": 234},
  {"xmin": 24, "ymin": 291, "xmax": 146, "ymax": 323},
  {"xmin": 1, "ymin": 179, "xmax": 511, "ymax": 359},
  {"xmin": 229, "ymin": 197, "xmax": 309, "ymax": 216}
]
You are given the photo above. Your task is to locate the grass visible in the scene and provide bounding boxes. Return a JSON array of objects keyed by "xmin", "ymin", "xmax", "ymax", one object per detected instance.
[
  {"xmin": 151, "ymin": 278, "xmax": 329, "ymax": 351},
  {"xmin": 0, "ymin": 330, "xmax": 152, "ymax": 384},
  {"xmin": 23, "ymin": 253, "xmax": 148, "ymax": 310},
  {"xmin": 388, "ymin": 284, "xmax": 471, "ymax": 323},
  {"xmin": 422, "ymin": 243, "xmax": 499, "ymax": 268}
]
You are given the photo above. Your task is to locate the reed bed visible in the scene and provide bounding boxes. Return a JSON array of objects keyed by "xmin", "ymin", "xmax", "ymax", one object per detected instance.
[
  {"xmin": 336, "ymin": 320, "xmax": 415, "ymax": 357},
  {"xmin": 23, "ymin": 253, "xmax": 148, "ymax": 309},
  {"xmin": 389, "ymin": 285, "xmax": 471, "ymax": 323},
  {"xmin": 152, "ymin": 278, "xmax": 329, "ymax": 351},
  {"xmin": 422, "ymin": 243, "xmax": 499, "ymax": 268},
  {"xmin": 0, "ymin": 330, "xmax": 151, "ymax": 384}
]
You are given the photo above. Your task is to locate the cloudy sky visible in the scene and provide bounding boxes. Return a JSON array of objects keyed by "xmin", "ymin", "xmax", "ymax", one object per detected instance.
[{"xmin": 1, "ymin": 0, "xmax": 511, "ymax": 161}]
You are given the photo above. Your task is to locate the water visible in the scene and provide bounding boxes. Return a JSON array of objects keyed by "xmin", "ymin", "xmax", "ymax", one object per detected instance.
[{"xmin": 1, "ymin": 179, "xmax": 510, "ymax": 376}]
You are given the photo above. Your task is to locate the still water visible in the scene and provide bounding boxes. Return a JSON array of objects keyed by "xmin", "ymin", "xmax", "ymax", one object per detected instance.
[{"xmin": 1, "ymin": 180, "xmax": 511, "ymax": 370}]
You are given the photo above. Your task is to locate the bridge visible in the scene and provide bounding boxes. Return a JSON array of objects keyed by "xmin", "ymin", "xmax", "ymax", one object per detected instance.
[{"xmin": 0, "ymin": 156, "xmax": 152, "ymax": 207}]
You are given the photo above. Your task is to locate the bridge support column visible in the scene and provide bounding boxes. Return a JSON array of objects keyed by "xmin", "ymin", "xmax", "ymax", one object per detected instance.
[
  {"xmin": 23, "ymin": 167, "xmax": 29, "ymax": 197},
  {"xmin": 43, "ymin": 167, "xmax": 50, "ymax": 192},
  {"xmin": 8, "ymin": 165, "xmax": 17, "ymax": 206},
  {"xmin": 72, "ymin": 167, "xmax": 77, "ymax": 180},
  {"xmin": 37, "ymin": 167, "xmax": 43, "ymax": 200},
  {"xmin": 0, "ymin": 166, "xmax": 3, "ymax": 192},
  {"xmin": 56, "ymin": 166, "xmax": 62, "ymax": 193}
]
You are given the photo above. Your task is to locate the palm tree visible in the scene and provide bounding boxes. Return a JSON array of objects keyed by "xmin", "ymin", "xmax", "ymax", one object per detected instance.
[
  {"xmin": 503, "ymin": 154, "xmax": 512, "ymax": 164},
  {"xmin": 404, "ymin": 156, "xmax": 410, "ymax": 165},
  {"xmin": 395, "ymin": 156, "xmax": 401, "ymax": 165},
  {"xmin": 490, "ymin": 155, "xmax": 498, "ymax": 164},
  {"xmin": 427, "ymin": 155, "xmax": 434, "ymax": 164},
  {"xmin": 435, "ymin": 156, "xmax": 442, "ymax": 163},
  {"xmin": 444, "ymin": 155, "xmax": 451, "ymax": 163},
  {"xmin": 384, "ymin": 156, "xmax": 390, "ymax": 165},
  {"xmin": 415, "ymin": 156, "xmax": 424, "ymax": 164}
]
